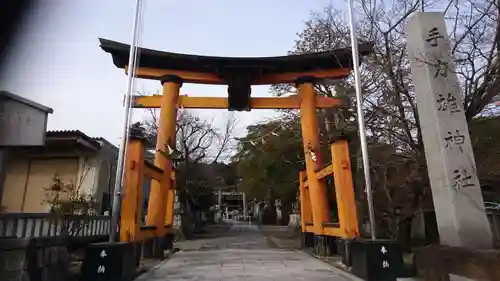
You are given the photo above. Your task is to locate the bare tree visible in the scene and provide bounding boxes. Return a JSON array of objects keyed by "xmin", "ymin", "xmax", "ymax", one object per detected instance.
[
  {"xmin": 175, "ymin": 110, "xmax": 238, "ymax": 164},
  {"xmin": 140, "ymin": 96, "xmax": 238, "ymax": 164}
]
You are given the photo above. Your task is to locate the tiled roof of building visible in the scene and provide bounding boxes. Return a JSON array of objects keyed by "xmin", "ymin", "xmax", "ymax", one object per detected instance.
[
  {"xmin": 46, "ymin": 130, "xmax": 101, "ymax": 150},
  {"xmin": 46, "ymin": 131, "xmax": 122, "ymax": 154},
  {"xmin": 92, "ymin": 136, "xmax": 118, "ymax": 151},
  {"xmin": 47, "ymin": 129, "xmax": 91, "ymax": 138},
  {"xmin": 0, "ymin": 91, "xmax": 53, "ymax": 113}
]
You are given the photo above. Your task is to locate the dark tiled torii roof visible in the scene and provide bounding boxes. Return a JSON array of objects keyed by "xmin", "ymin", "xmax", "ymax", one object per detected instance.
[{"xmin": 99, "ymin": 38, "xmax": 374, "ymax": 79}]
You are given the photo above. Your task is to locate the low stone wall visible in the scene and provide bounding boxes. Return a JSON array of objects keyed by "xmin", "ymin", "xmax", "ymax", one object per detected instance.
[
  {"xmin": 257, "ymin": 225, "xmax": 289, "ymax": 233},
  {"xmin": 0, "ymin": 236, "xmax": 68, "ymax": 281},
  {"xmin": 258, "ymin": 225, "xmax": 302, "ymax": 240},
  {"xmin": 414, "ymin": 244, "xmax": 500, "ymax": 281}
]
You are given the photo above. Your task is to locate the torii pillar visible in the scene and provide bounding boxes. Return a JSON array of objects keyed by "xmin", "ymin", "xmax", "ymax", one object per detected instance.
[{"xmin": 296, "ymin": 77, "xmax": 331, "ymax": 250}]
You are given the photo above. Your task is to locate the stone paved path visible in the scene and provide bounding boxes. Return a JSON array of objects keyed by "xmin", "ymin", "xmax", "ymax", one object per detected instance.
[{"xmin": 136, "ymin": 221, "xmax": 361, "ymax": 281}]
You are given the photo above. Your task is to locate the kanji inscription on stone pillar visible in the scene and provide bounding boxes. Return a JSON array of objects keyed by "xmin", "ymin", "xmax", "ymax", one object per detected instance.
[{"xmin": 406, "ymin": 12, "xmax": 492, "ymax": 249}]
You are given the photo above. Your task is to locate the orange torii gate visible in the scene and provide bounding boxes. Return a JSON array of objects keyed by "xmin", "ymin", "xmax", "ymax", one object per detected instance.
[{"xmin": 99, "ymin": 38, "xmax": 373, "ymax": 257}]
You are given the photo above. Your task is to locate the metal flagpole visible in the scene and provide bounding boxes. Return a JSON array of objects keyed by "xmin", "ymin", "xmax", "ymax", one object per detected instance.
[
  {"xmin": 347, "ymin": 0, "xmax": 376, "ymax": 240},
  {"xmin": 122, "ymin": 0, "xmax": 144, "ymax": 180},
  {"xmin": 109, "ymin": 0, "xmax": 144, "ymax": 242}
]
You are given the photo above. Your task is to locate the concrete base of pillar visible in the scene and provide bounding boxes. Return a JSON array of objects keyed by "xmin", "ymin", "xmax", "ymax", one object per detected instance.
[
  {"xmin": 301, "ymin": 232, "xmax": 314, "ymax": 248},
  {"xmin": 313, "ymin": 235, "xmax": 337, "ymax": 257},
  {"xmin": 336, "ymin": 238, "xmax": 353, "ymax": 266},
  {"xmin": 142, "ymin": 238, "xmax": 164, "ymax": 259},
  {"xmin": 133, "ymin": 242, "xmax": 142, "ymax": 267},
  {"xmin": 326, "ymin": 236, "xmax": 338, "ymax": 256},
  {"xmin": 163, "ymin": 234, "xmax": 174, "ymax": 250},
  {"xmin": 142, "ymin": 239, "xmax": 153, "ymax": 258}
]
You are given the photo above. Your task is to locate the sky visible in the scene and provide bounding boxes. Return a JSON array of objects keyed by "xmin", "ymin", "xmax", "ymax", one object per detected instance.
[{"xmin": 1, "ymin": 0, "xmax": 336, "ymax": 146}]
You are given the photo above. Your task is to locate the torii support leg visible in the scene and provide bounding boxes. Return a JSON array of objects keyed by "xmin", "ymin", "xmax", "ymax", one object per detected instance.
[
  {"xmin": 299, "ymin": 171, "xmax": 314, "ymax": 248},
  {"xmin": 164, "ymin": 175, "xmax": 176, "ymax": 250},
  {"xmin": 145, "ymin": 75, "xmax": 181, "ymax": 258},
  {"xmin": 297, "ymin": 79, "xmax": 330, "ymax": 255},
  {"xmin": 331, "ymin": 140, "xmax": 359, "ymax": 238},
  {"xmin": 119, "ymin": 139, "xmax": 145, "ymax": 243}
]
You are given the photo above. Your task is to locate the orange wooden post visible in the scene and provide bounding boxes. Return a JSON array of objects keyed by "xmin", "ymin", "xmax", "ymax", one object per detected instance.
[
  {"xmin": 330, "ymin": 140, "xmax": 359, "ymax": 238},
  {"xmin": 297, "ymin": 79, "xmax": 330, "ymax": 234},
  {"xmin": 146, "ymin": 75, "xmax": 182, "ymax": 235},
  {"xmin": 120, "ymin": 139, "xmax": 145, "ymax": 242},
  {"xmin": 164, "ymin": 170, "xmax": 176, "ymax": 228},
  {"xmin": 299, "ymin": 170, "xmax": 313, "ymax": 231}
]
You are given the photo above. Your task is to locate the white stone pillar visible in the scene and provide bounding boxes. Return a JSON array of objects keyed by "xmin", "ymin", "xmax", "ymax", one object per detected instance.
[
  {"xmin": 242, "ymin": 192, "xmax": 247, "ymax": 217},
  {"xmin": 406, "ymin": 12, "xmax": 492, "ymax": 249},
  {"xmin": 218, "ymin": 189, "xmax": 222, "ymax": 207},
  {"xmin": 217, "ymin": 189, "xmax": 222, "ymax": 222}
]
